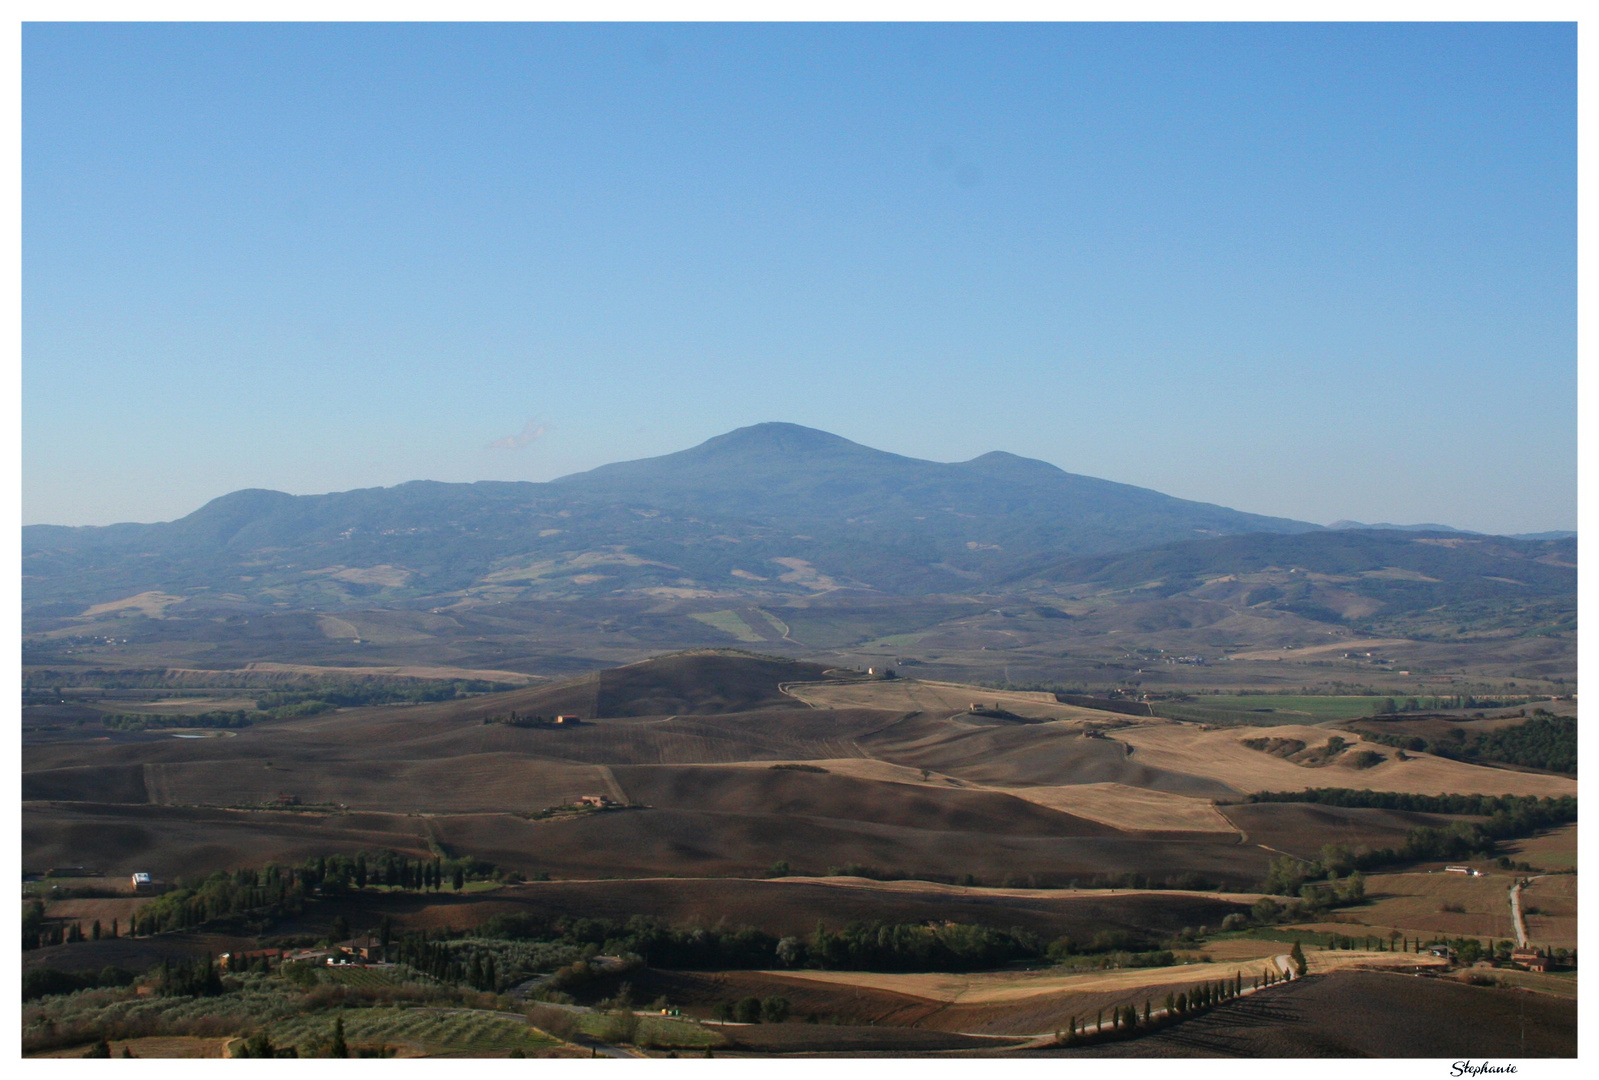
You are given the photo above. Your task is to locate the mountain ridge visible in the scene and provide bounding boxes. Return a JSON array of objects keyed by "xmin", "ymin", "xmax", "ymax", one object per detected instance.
[{"xmin": 27, "ymin": 422, "xmax": 1530, "ymax": 615}]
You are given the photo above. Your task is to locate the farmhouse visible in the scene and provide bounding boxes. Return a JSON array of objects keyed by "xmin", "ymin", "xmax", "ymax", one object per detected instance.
[
  {"xmin": 219, "ymin": 948, "xmax": 282, "ymax": 972},
  {"xmin": 577, "ymin": 794, "xmax": 615, "ymax": 808},
  {"xmin": 130, "ymin": 872, "xmax": 154, "ymax": 892},
  {"xmin": 337, "ymin": 936, "xmax": 386, "ymax": 962},
  {"xmin": 1510, "ymin": 947, "xmax": 1549, "ymax": 972},
  {"xmin": 554, "ymin": 714, "xmax": 582, "ymax": 725}
]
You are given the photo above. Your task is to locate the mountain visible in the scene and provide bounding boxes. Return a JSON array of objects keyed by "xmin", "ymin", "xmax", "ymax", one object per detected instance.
[
  {"xmin": 1327, "ymin": 519, "xmax": 1472, "ymax": 534},
  {"xmin": 23, "ymin": 422, "xmax": 1324, "ymax": 613},
  {"xmin": 1015, "ymin": 529, "xmax": 1577, "ymax": 638}
]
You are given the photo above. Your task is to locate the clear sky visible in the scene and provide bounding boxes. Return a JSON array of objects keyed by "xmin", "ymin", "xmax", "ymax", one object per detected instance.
[{"xmin": 23, "ymin": 21, "xmax": 1575, "ymax": 533}]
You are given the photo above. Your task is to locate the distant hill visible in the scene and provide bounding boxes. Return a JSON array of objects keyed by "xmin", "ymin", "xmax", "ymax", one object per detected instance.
[
  {"xmin": 1329, "ymin": 520, "xmax": 1576, "ymax": 542},
  {"xmin": 22, "ymin": 423, "xmax": 1320, "ymax": 612},
  {"xmin": 1016, "ymin": 530, "xmax": 1576, "ymax": 638},
  {"xmin": 460, "ymin": 651, "xmax": 831, "ymax": 719}
]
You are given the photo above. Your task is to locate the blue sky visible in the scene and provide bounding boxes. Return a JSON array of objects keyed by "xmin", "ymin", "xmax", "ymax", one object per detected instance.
[{"xmin": 23, "ymin": 22, "xmax": 1576, "ymax": 533}]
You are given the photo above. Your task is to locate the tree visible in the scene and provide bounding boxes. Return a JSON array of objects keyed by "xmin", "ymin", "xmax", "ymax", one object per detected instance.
[
  {"xmin": 1290, "ymin": 940, "xmax": 1307, "ymax": 978},
  {"xmin": 761, "ymin": 996, "xmax": 790, "ymax": 1023},
  {"xmin": 330, "ymin": 1016, "xmax": 349, "ymax": 1059},
  {"xmin": 453, "ymin": 867, "xmax": 466, "ymax": 891},
  {"xmin": 83, "ymin": 1039, "xmax": 112, "ymax": 1058},
  {"xmin": 734, "ymin": 997, "xmax": 763, "ymax": 1024}
]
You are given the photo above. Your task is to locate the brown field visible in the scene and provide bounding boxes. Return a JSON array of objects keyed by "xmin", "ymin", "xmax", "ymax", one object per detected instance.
[
  {"xmin": 645, "ymin": 950, "xmax": 1445, "ymax": 1039},
  {"xmin": 783, "ymin": 678, "xmax": 1106, "ymax": 720},
  {"xmin": 23, "ymin": 931, "xmax": 261, "ymax": 974},
  {"xmin": 27, "ymin": 1036, "xmax": 233, "ymax": 1059},
  {"xmin": 274, "ymin": 877, "xmax": 1255, "ymax": 945},
  {"xmin": 1345, "ymin": 871, "xmax": 1518, "ymax": 939},
  {"xmin": 1227, "ymin": 638, "xmax": 1414, "ymax": 661},
  {"xmin": 771, "ymin": 876, "xmax": 1265, "ymax": 905},
  {"xmin": 720, "ymin": 1024, "xmax": 1020, "ymax": 1055},
  {"xmin": 1503, "ymin": 824, "xmax": 1578, "ymax": 872},
  {"xmin": 1019, "ymin": 970, "xmax": 1577, "ymax": 1058},
  {"xmin": 1116, "ymin": 721, "xmax": 1576, "ymax": 797},
  {"xmin": 41, "ymin": 897, "xmax": 154, "ymax": 925},
  {"xmin": 1219, "ymin": 802, "xmax": 1474, "ymax": 861},
  {"xmin": 994, "ymin": 783, "xmax": 1238, "ymax": 834},
  {"xmin": 1486, "ymin": 968, "xmax": 1578, "ymax": 998},
  {"xmin": 1520, "ymin": 874, "xmax": 1577, "ymax": 950},
  {"xmin": 21, "ymin": 650, "xmax": 1577, "ymax": 1037}
]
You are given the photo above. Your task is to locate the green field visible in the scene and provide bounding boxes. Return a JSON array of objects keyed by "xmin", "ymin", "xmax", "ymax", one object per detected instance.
[
  {"xmin": 318, "ymin": 967, "xmax": 414, "ymax": 991},
  {"xmin": 689, "ymin": 611, "xmax": 766, "ymax": 643},
  {"xmin": 1154, "ymin": 695, "xmax": 1395, "ymax": 727},
  {"xmin": 574, "ymin": 1012, "xmax": 724, "ymax": 1049},
  {"xmin": 268, "ymin": 1007, "xmax": 557, "ymax": 1056}
]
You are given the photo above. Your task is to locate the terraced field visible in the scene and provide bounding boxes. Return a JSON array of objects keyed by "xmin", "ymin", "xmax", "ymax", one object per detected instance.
[{"xmin": 266, "ymin": 1007, "xmax": 558, "ymax": 1057}]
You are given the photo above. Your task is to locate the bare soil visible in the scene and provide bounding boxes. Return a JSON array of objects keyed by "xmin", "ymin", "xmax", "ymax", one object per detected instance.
[{"xmin": 1016, "ymin": 970, "xmax": 1577, "ymax": 1057}]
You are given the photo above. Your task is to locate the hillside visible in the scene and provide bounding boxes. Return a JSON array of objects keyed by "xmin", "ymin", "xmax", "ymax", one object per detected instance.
[
  {"xmin": 22, "ymin": 423, "xmax": 1317, "ymax": 613},
  {"xmin": 1016, "ymin": 530, "xmax": 1576, "ymax": 640}
]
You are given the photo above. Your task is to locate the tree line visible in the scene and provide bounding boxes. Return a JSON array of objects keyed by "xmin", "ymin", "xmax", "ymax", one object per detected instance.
[{"xmin": 1365, "ymin": 714, "xmax": 1575, "ymax": 775}]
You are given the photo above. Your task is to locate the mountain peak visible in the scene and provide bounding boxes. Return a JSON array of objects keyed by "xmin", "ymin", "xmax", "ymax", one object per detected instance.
[{"xmin": 690, "ymin": 422, "xmax": 872, "ymax": 459}]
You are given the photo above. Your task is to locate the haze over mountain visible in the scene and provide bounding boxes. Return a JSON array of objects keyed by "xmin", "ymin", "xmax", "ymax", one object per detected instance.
[{"xmin": 25, "ymin": 423, "xmax": 1321, "ymax": 612}]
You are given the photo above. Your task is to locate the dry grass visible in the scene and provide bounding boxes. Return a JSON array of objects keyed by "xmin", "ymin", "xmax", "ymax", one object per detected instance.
[
  {"xmin": 1503, "ymin": 825, "xmax": 1578, "ymax": 872},
  {"xmin": 79, "ymin": 592, "xmax": 186, "ymax": 619},
  {"xmin": 1349, "ymin": 871, "xmax": 1518, "ymax": 939},
  {"xmin": 773, "ymin": 876, "xmax": 1266, "ymax": 905},
  {"xmin": 763, "ymin": 949, "xmax": 1443, "ymax": 1005},
  {"xmin": 144, "ymin": 757, "xmax": 616, "ymax": 814},
  {"xmin": 171, "ymin": 661, "xmax": 540, "ymax": 683},
  {"xmin": 27, "ymin": 1036, "xmax": 232, "ymax": 1059},
  {"xmin": 992, "ymin": 783, "xmax": 1238, "ymax": 834},
  {"xmin": 1228, "ymin": 638, "xmax": 1413, "ymax": 661},
  {"xmin": 784, "ymin": 678, "xmax": 1115, "ymax": 721},
  {"xmin": 43, "ymin": 897, "xmax": 154, "ymax": 924},
  {"xmin": 1520, "ymin": 874, "xmax": 1577, "ymax": 950},
  {"xmin": 1117, "ymin": 721, "xmax": 1576, "ymax": 797}
]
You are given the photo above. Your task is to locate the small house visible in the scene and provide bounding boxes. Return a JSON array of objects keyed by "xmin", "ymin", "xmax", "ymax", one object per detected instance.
[
  {"xmin": 577, "ymin": 794, "xmax": 614, "ymax": 808},
  {"xmin": 130, "ymin": 872, "xmax": 154, "ymax": 892},
  {"xmin": 1510, "ymin": 947, "xmax": 1548, "ymax": 972},
  {"xmin": 554, "ymin": 715, "xmax": 581, "ymax": 725},
  {"xmin": 338, "ymin": 936, "xmax": 385, "ymax": 961}
]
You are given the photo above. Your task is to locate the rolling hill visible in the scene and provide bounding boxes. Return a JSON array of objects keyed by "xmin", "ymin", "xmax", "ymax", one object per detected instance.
[
  {"xmin": 23, "ymin": 423, "xmax": 1319, "ymax": 613},
  {"xmin": 1015, "ymin": 530, "xmax": 1576, "ymax": 639}
]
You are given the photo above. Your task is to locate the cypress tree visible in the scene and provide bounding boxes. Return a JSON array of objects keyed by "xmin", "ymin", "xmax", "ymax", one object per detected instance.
[{"xmin": 330, "ymin": 1016, "xmax": 348, "ymax": 1059}]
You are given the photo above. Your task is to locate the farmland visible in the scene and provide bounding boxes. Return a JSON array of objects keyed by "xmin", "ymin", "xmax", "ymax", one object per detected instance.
[
  {"xmin": 20, "ymin": 651, "xmax": 1580, "ymax": 1057},
  {"xmin": 265, "ymin": 1007, "xmax": 559, "ymax": 1057}
]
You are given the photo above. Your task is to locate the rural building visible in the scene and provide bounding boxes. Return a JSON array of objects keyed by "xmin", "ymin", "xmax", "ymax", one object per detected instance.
[
  {"xmin": 338, "ymin": 936, "xmax": 386, "ymax": 961},
  {"xmin": 577, "ymin": 794, "xmax": 614, "ymax": 808},
  {"xmin": 1444, "ymin": 865, "xmax": 1481, "ymax": 876},
  {"xmin": 1510, "ymin": 947, "xmax": 1549, "ymax": 972},
  {"xmin": 220, "ymin": 948, "xmax": 282, "ymax": 971},
  {"xmin": 130, "ymin": 872, "xmax": 154, "ymax": 892},
  {"xmin": 554, "ymin": 714, "xmax": 581, "ymax": 725}
]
